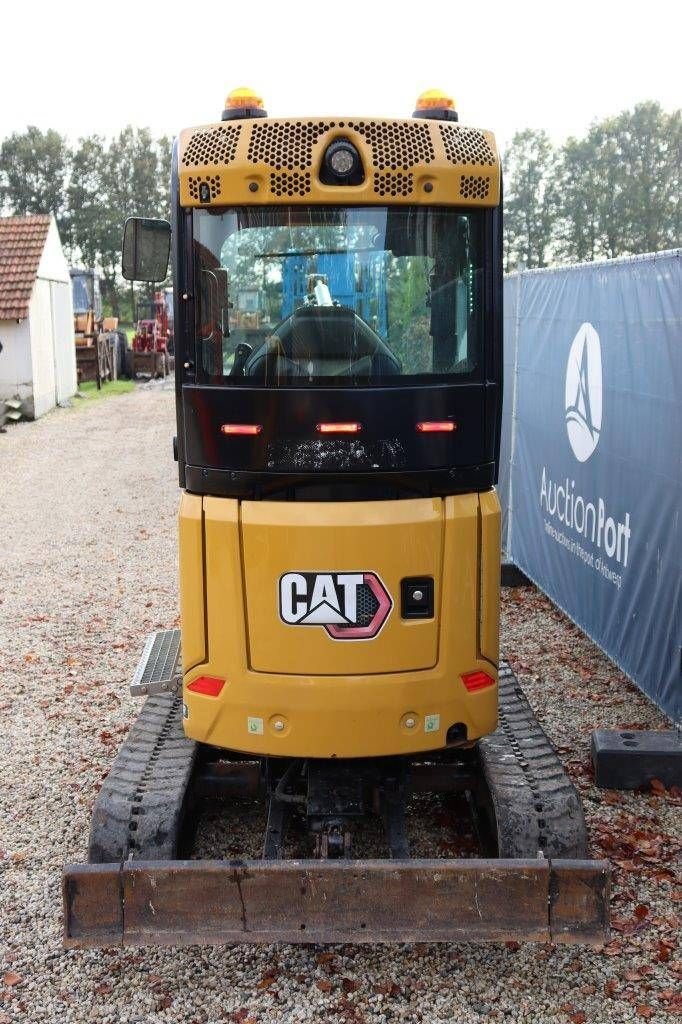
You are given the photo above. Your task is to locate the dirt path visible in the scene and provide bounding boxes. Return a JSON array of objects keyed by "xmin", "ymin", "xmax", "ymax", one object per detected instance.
[{"xmin": 0, "ymin": 385, "xmax": 678, "ymax": 1023}]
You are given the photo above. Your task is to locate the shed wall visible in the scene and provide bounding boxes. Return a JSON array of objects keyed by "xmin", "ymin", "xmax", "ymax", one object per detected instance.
[
  {"xmin": 50, "ymin": 279, "xmax": 77, "ymax": 404},
  {"xmin": 0, "ymin": 318, "xmax": 33, "ymax": 409},
  {"xmin": 29, "ymin": 279, "xmax": 57, "ymax": 419}
]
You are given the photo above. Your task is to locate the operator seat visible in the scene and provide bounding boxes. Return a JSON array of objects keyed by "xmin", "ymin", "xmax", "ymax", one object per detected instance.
[{"xmin": 244, "ymin": 305, "xmax": 401, "ymax": 383}]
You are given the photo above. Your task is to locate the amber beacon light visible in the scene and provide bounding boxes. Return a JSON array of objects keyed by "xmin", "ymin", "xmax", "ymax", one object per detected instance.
[
  {"xmin": 222, "ymin": 87, "xmax": 267, "ymax": 121},
  {"xmin": 413, "ymin": 89, "xmax": 458, "ymax": 122}
]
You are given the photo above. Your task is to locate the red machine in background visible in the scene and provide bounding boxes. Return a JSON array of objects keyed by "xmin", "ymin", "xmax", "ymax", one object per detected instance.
[{"xmin": 131, "ymin": 289, "xmax": 174, "ymax": 378}]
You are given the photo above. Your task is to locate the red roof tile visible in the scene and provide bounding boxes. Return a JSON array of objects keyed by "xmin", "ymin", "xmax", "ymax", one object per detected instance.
[{"xmin": 0, "ymin": 214, "xmax": 52, "ymax": 320}]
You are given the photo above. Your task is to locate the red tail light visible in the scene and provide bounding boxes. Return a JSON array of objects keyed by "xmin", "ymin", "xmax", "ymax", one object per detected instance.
[
  {"xmin": 187, "ymin": 676, "xmax": 225, "ymax": 697},
  {"xmin": 416, "ymin": 421, "xmax": 457, "ymax": 433},
  {"xmin": 316, "ymin": 422, "xmax": 362, "ymax": 434},
  {"xmin": 461, "ymin": 670, "xmax": 495, "ymax": 692},
  {"xmin": 221, "ymin": 424, "xmax": 262, "ymax": 436}
]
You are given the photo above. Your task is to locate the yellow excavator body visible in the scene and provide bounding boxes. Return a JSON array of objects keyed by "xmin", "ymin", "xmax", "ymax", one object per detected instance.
[
  {"xmin": 61, "ymin": 91, "xmax": 609, "ymax": 952},
  {"xmin": 179, "ymin": 490, "xmax": 500, "ymax": 758}
]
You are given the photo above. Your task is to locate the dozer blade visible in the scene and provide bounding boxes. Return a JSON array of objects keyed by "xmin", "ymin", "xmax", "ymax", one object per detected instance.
[
  {"xmin": 63, "ymin": 857, "xmax": 609, "ymax": 948},
  {"xmin": 66, "ymin": 653, "xmax": 609, "ymax": 948}
]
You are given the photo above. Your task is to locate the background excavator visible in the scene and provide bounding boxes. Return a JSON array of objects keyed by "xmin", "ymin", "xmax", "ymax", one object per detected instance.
[
  {"xmin": 130, "ymin": 288, "xmax": 174, "ymax": 378},
  {"xmin": 70, "ymin": 267, "xmax": 127, "ymax": 385}
]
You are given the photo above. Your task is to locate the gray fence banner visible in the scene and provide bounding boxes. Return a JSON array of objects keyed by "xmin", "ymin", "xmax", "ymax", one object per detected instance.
[{"xmin": 502, "ymin": 251, "xmax": 681, "ymax": 723}]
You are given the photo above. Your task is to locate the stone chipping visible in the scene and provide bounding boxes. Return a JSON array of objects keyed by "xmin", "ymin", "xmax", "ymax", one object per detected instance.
[{"xmin": 0, "ymin": 383, "xmax": 679, "ymax": 1024}]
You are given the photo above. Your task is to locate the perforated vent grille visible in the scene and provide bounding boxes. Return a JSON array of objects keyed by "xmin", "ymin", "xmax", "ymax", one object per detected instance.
[
  {"xmin": 182, "ymin": 124, "xmax": 241, "ymax": 167},
  {"xmin": 347, "ymin": 120, "xmax": 434, "ymax": 170},
  {"xmin": 460, "ymin": 175, "xmax": 490, "ymax": 200},
  {"xmin": 247, "ymin": 119, "xmax": 435, "ymax": 173},
  {"xmin": 180, "ymin": 119, "xmax": 498, "ymax": 207},
  {"xmin": 270, "ymin": 171, "xmax": 312, "ymax": 197},
  {"xmin": 439, "ymin": 125, "xmax": 496, "ymax": 166},
  {"xmin": 249, "ymin": 121, "xmax": 332, "ymax": 169},
  {"xmin": 356, "ymin": 582, "xmax": 380, "ymax": 627},
  {"xmin": 373, "ymin": 171, "xmax": 414, "ymax": 197},
  {"xmin": 188, "ymin": 174, "xmax": 222, "ymax": 201}
]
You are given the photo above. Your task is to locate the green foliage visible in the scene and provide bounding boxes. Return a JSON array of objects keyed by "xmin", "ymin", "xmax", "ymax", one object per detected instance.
[
  {"xmin": 69, "ymin": 128, "xmax": 172, "ymax": 315},
  {"xmin": 505, "ymin": 102, "xmax": 680, "ymax": 267},
  {"xmin": 76, "ymin": 379, "xmax": 136, "ymax": 402},
  {"xmin": 504, "ymin": 128, "xmax": 557, "ymax": 270},
  {"xmin": 607, "ymin": 102, "xmax": 681, "ymax": 255},
  {"xmin": 386, "ymin": 256, "xmax": 431, "ymax": 372},
  {"xmin": 0, "ymin": 127, "xmax": 71, "ymax": 238},
  {"xmin": 0, "ymin": 124, "xmax": 172, "ymax": 317}
]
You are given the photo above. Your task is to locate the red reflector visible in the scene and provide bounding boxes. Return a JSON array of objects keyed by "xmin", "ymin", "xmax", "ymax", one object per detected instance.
[
  {"xmin": 416, "ymin": 421, "xmax": 457, "ymax": 433},
  {"xmin": 462, "ymin": 670, "xmax": 495, "ymax": 692},
  {"xmin": 187, "ymin": 676, "xmax": 225, "ymax": 697},
  {"xmin": 316, "ymin": 422, "xmax": 362, "ymax": 434},
  {"xmin": 221, "ymin": 424, "xmax": 262, "ymax": 435}
]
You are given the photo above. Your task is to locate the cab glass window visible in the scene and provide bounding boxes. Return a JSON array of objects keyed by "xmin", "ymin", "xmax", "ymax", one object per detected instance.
[{"xmin": 193, "ymin": 206, "xmax": 484, "ymax": 386}]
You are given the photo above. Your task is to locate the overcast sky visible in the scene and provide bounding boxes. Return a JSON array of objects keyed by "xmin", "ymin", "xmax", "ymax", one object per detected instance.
[{"xmin": 0, "ymin": 0, "xmax": 679, "ymax": 150}]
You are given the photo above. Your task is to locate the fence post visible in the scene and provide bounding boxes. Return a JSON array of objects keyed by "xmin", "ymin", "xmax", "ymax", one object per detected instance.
[{"xmin": 505, "ymin": 267, "xmax": 523, "ymax": 560}]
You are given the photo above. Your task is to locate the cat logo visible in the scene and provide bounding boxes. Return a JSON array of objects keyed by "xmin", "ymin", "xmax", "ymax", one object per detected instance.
[{"xmin": 279, "ymin": 571, "xmax": 392, "ymax": 640}]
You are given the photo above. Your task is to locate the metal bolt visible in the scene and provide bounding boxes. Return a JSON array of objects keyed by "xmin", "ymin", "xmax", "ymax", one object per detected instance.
[
  {"xmin": 273, "ymin": 720, "xmax": 285, "ymax": 732},
  {"xmin": 405, "ymin": 717, "xmax": 416, "ymax": 729},
  {"xmin": 412, "ymin": 590, "xmax": 424, "ymax": 602}
]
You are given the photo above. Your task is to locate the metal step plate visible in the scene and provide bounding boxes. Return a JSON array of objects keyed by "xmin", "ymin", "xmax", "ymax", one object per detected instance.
[{"xmin": 130, "ymin": 629, "xmax": 181, "ymax": 697}]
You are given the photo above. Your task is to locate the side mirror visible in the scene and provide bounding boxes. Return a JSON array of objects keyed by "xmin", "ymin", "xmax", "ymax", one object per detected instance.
[{"xmin": 122, "ymin": 217, "xmax": 171, "ymax": 282}]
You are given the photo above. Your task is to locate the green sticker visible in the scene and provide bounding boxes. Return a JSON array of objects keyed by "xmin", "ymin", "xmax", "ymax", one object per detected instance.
[
  {"xmin": 247, "ymin": 716, "xmax": 264, "ymax": 735},
  {"xmin": 424, "ymin": 714, "xmax": 440, "ymax": 733}
]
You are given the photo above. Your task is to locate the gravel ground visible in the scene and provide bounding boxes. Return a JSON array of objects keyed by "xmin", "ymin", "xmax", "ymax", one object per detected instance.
[{"xmin": 0, "ymin": 383, "xmax": 679, "ymax": 1024}]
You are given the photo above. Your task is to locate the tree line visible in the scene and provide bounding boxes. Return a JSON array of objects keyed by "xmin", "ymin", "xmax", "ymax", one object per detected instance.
[
  {"xmin": 0, "ymin": 102, "xmax": 678, "ymax": 313},
  {"xmin": 503, "ymin": 102, "xmax": 680, "ymax": 270},
  {"xmin": 0, "ymin": 127, "xmax": 171, "ymax": 317}
]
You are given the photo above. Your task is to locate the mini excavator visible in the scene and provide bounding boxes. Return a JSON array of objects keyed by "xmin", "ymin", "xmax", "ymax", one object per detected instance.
[{"xmin": 63, "ymin": 89, "xmax": 609, "ymax": 947}]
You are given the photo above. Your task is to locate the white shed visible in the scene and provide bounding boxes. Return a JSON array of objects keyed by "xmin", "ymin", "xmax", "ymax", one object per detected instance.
[{"xmin": 0, "ymin": 214, "xmax": 76, "ymax": 419}]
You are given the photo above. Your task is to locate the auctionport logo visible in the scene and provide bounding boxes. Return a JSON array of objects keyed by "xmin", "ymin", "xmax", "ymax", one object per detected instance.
[
  {"xmin": 538, "ymin": 320, "xmax": 633, "ymax": 589},
  {"xmin": 565, "ymin": 322, "xmax": 602, "ymax": 462}
]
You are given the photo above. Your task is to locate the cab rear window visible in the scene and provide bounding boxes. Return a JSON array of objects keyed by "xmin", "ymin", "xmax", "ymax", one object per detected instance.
[{"xmin": 193, "ymin": 205, "xmax": 484, "ymax": 387}]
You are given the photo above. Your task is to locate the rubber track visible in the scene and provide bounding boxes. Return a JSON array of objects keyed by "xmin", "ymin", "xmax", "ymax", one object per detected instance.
[
  {"xmin": 477, "ymin": 662, "xmax": 588, "ymax": 859},
  {"xmin": 87, "ymin": 665, "xmax": 586, "ymax": 864},
  {"xmin": 88, "ymin": 694, "xmax": 198, "ymax": 863}
]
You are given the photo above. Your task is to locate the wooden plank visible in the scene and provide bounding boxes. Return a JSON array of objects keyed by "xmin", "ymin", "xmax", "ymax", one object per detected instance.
[
  {"xmin": 121, "ymin": 858, "xmax": 551, "ymax": 945},
  {"xmin": 62, "ymin": 863, "xmax": 123, "ymax": 948},
  {"xmin": 549, "ymin": 860, "xmax": 610, "ymax": 945}
]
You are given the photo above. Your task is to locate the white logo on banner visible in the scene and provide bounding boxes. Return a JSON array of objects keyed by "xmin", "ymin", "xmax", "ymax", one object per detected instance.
[
  {"xmin": 565, "ymin": 322, "xmax": 602, "ymax": 462},
  {"xmin": 538, "ymin": 319, "xmax": 632, "ymax": 590}
]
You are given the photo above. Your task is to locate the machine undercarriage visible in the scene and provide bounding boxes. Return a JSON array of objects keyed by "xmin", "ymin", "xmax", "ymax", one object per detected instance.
[{"xmin": 63, "ymin": 632, "xmax": 609, "ymax": 947}]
